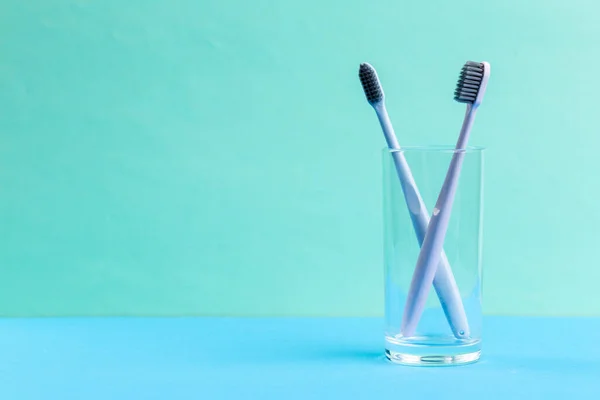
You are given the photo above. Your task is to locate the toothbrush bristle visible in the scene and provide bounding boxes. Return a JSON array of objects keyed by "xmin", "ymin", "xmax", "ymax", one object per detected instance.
[
  {"xmin": 454, "ymin": 61, "xmax": 485, "ymax": 104},
  {"xmin": 359, "ymin": 63, "xmax": 383, "ymax": 104}
]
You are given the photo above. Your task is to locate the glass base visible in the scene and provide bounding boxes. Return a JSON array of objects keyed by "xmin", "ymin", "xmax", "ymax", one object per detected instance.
[{"xmin": 385, "ymin": 335, "xmax": 481, "ymax": 366}]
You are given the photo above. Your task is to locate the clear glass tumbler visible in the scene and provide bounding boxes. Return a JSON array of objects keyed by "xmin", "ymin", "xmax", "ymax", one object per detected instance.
[{"xmin": 382, "ymin": 145, "xmax": 484, "ymax": 366}]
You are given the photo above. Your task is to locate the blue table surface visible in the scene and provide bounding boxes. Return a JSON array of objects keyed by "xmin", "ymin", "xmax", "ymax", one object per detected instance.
[{"xmin": 0, "ymin": 316, "xmax": 598, "ymax": 399}]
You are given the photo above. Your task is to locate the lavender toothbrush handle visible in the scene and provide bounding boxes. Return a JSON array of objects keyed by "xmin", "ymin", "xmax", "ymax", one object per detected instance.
[
  {"xmin": 376, "ymin": 103, "xmax": 469, "ymax": 339},
  {"xmin": 401, "ymin": 106, "xmax": 476, "ymax": 338}
]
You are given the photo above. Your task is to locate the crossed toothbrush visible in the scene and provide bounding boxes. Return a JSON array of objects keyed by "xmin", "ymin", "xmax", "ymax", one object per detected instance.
[{"xmin": 359, "ymin": 61, "xmax": 490, "ymax": 338}]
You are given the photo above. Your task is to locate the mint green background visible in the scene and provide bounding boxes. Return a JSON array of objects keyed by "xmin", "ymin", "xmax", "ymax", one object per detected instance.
[{"xmin": 0, "ymin": 1, "xmax": 598, "ymax": 316}]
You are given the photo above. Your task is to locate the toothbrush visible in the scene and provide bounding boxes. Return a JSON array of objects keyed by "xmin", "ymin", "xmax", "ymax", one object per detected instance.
[
  {"xmin": 401, "ymin": 61, "xmax": 490, "ymax": 338},
  {"xmin": 359, "ymin": 63, "xmax": 470, "ymax": 339}
]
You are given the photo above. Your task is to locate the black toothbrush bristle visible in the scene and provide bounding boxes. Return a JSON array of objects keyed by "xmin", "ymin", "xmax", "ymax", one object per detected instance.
[
  {"xmin": 454, "ymin": 61, "xmax": 485, "ymax": 104},
  {"xmin": 359, "ymin": 63, "xmax": 383, "ymax": 104}
]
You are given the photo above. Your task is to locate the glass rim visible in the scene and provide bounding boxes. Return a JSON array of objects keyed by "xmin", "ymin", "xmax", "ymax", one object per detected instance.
[{"xmin": 384, "ymin": 145, "xmax": 485, "ymax": 154}]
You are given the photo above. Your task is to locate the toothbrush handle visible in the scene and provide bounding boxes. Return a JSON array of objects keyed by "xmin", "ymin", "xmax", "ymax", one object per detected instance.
[
  {"xmin": 401, "ymin": 106, "xmax": 476, "ymax": 338},
  {"xmin": 376, "ymin": 104, "xmax": 469, "ymax": 339},
  {"xmin": 392, "ymin": 151, "xmax": 469, "ymax": 338}
]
